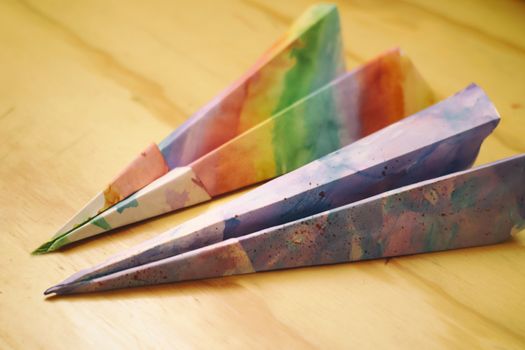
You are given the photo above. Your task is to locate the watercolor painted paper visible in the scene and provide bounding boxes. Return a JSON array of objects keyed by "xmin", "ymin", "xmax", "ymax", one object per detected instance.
[
  {"xmin": 46, "ymin": 84, "xmax": 499, "ymax": 293},
  {"xmin": 35, "ymin": 4, "xmax": 347, "ymax": 254},
  {"xmin": 44, "ymin": 49, "xmax": 433, "ymax": 252},
  {"xmin": 45, "ymin": 154, "xmax": 525, "ymax": 295}
]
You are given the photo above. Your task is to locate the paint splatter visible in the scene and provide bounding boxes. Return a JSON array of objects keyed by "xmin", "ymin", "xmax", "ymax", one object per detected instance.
[
  {"xmin": 116, "ymin": 198, "xmax": 139, "ymax": 214},
  {"xmin": 165, "ymin": 189, "xmax": 190, "ymax": 210},
  {"xmin": 92, "ymin": 217, "xmax": 111, "ymax": 230}
]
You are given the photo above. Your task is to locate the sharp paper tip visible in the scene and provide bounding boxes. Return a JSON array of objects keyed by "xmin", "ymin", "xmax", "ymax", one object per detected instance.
[
  {"xmin": 44, "ymin": 282, "xmax": 87, "ymax": 296},
  {"xmin": 32, "ymin": 240, "xmax": 56, "ymax": 255},
  {"xmin": 44, "ymin": 282, "xmax": 74, "ymax": 296},
  {"xmin": 44, "ymin": 285, "xmax": 61, "ymax": 295},
  {"xmin": 33, "ymin": 233, "xmax": 70, "ymax": 255}
]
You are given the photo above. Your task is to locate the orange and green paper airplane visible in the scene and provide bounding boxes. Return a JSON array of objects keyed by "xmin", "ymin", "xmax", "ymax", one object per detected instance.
[{"xmin": 34, "ymin": 3, "xmax": 347, "ymax": 253}]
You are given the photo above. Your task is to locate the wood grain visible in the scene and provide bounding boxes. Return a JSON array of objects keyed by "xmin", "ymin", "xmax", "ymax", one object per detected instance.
[{"xmin": 1, "ymin": 0, "xmax": 524, "ymax": 348}]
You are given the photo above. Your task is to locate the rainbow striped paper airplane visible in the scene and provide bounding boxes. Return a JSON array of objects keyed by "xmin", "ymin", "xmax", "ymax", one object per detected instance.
[
  {"xmin": 39, "ymin": 48, "xmax": 432, "ymax": 252},
  {"xmin": 45, "ymin": 84, "xmax": 501, "ymax": 295},
  {"xmin": 45, "ymin": 153, "xmax": 525, "ymax": 295},
  {"xmin": 35, "ymin": 3, "xmax": 349, "ymax": 253}
]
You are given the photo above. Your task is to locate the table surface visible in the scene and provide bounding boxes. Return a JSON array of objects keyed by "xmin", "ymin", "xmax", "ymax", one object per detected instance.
[{"xmin": 1, "ymin": 0, "xmax": 525, "ymax": 348}]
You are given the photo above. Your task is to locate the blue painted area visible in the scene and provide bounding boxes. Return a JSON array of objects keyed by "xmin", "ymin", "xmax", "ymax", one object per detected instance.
[
  {"xmin": 92, "ymin": 217, "xmax": 111, "ymax": 230},
  {"xmin": 116, "ymin": 197, "xmax": 139, "ymax": 214},
  {"xmin": 223, "ymin": 217, "xmax": 241, "ymax": 240},
  {"xmin": 450, "ymin": 177, "xmax": 479, "ymax": 211},
  {"xmin": 158, "ymin": 119, "xmax": 194, "ymax": 169}
]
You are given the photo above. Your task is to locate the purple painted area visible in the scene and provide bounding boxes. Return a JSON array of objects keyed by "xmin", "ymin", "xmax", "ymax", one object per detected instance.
[
  {"xmin": 240, "ymin": 154, "xmax": 525, "ymax": 271},
  {"xmin": 47, "ymin": 84, "xmax": 500, "ymax": 292},
  {"xmin": 47, "ymin": 154, "xmax": 525, "ymax": 295},
  {"xmin": 165, "ymin": 189, "xmax": 190, "ymax": 211}
]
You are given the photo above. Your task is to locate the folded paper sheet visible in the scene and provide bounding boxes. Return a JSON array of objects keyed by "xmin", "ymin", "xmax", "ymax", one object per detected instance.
[
  {"xmin": 45, "ymin": 154, "xmax": 525, "ymax": 295},
  {"xmin": 44, "ymin": 49, "xmax": 433, "ymax": 251},
  {"xmin": 46, "ymin": 84, "xmax": 499, "ymax": 292},
  {"xmin": 36, "ymin": 4, "xmax": 346, "ymax": 254}
]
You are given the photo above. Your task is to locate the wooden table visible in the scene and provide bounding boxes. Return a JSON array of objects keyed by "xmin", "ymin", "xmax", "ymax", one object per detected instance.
[{"xmin": 1, "ymin": 0, "xmax": 524, "ymax": 348}]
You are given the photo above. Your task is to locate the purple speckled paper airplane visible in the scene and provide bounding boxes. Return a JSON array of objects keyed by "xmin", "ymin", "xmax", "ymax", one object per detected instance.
[
  {"xmin": 45, "ymin": 84, "xmax": 504, "ymax": 295},
  {"xmin": 46, "ymin": 154, "xmax": 525, "ymax": 294}
]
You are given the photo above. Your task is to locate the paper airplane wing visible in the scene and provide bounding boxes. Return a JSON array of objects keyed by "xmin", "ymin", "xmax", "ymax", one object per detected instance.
[{"xmin": 159, "ymin": 4, "xmax": 346, "ymax": 168}]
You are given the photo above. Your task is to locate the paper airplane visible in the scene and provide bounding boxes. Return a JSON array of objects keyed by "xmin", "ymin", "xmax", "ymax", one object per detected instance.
[
  {"xmin": 45, "ymin": 153, "xmax": 525, "ymax": 295},
  {"xmin": 42, "ymin": 49, "xmax": 433, "ymax": 252},
  {"xmin": 35, "ymin": 3, "xmax": 347, "ymax": 254},
  {"xmin": 45, "ymin": 83, "xmax": 499, "ymax": 293}
]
